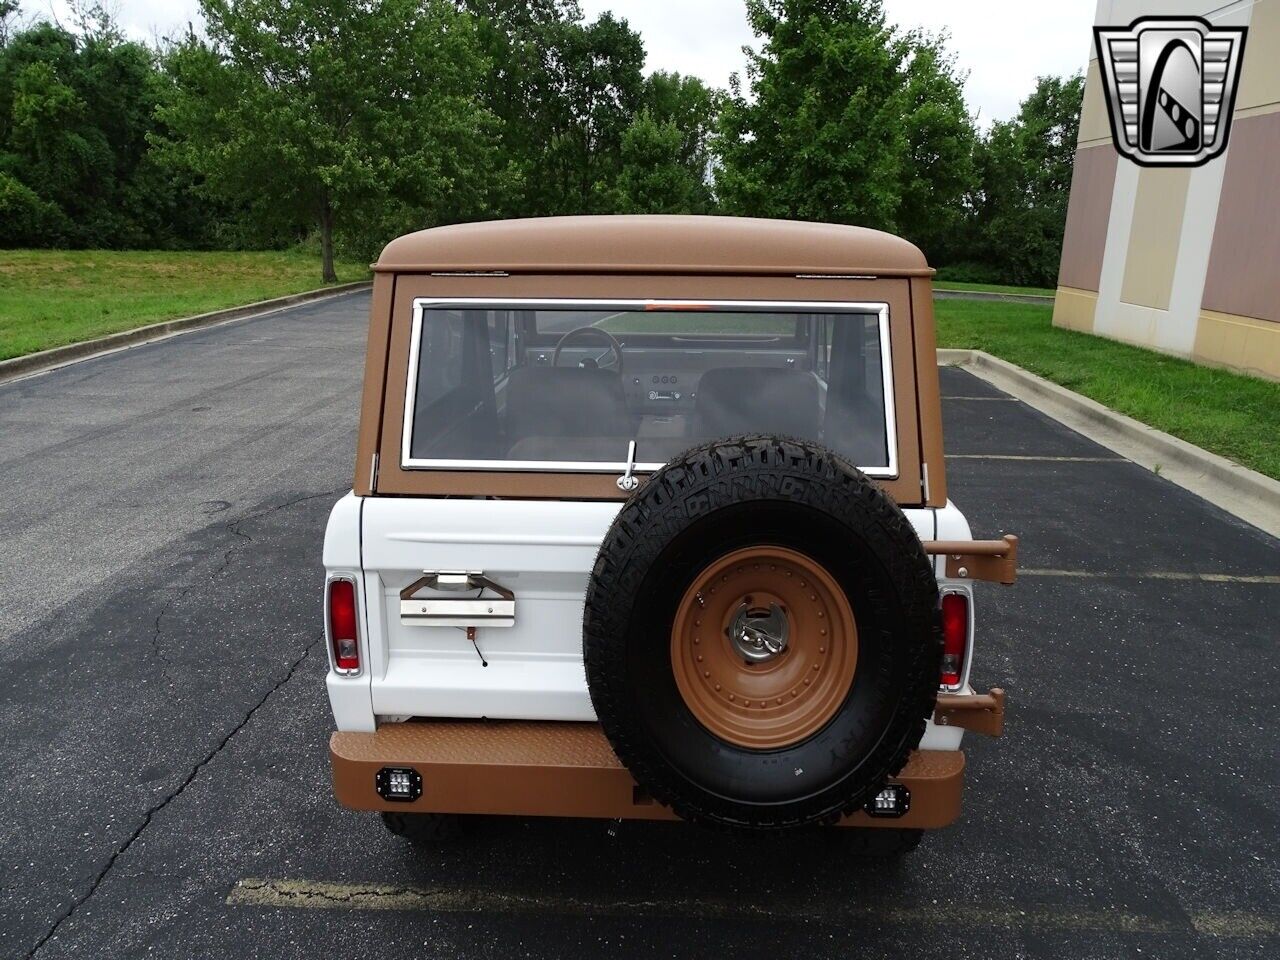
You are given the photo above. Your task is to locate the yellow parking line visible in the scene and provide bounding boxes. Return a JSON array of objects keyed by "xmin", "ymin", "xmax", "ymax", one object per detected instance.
[
  {"xmin": 225, "ymin": 879, "xmax": 1276, "ymax": 938},
  {"xmin": 1192, "ymin": 911, "xmax": 1280, "ymax": 938},
  {"xmin": 1021, "ymin": 568, "xmax": 1280, "ymax": 584}
]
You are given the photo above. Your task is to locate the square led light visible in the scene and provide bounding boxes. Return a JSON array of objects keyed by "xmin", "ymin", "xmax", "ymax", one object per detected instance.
[
  {"xmin": 374, "ymin": 766, "xmax": 423, "ymax": 803},
  {"xmin": 865, "ymin": 783, "xmax": 911, "ymax": 818}
]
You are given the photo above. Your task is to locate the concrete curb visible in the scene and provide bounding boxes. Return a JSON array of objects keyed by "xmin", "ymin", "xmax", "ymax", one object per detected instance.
[
  {"xmin": 939, "ymin": 348, "xmax": 1280, "ymax": 538},
  {"xmin": 0, "ymin": 280, "xmax": 372, "ymax": 385},
  {"xmin": 933, "ymin": 289, "xmax": 1055, "ymax": 305}
]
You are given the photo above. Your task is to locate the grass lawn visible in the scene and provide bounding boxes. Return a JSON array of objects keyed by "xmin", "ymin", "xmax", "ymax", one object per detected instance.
[
  {"xmin": 0, "ymin": 250, "xmax": 370, "ymax": 362},
  {"xmin": 935, "ymin": 298, "xmax": 1280, "ymax": 479},
  {"xmin": 933, "ymin": 279, "xmax": 1056, "ymax": 298}
]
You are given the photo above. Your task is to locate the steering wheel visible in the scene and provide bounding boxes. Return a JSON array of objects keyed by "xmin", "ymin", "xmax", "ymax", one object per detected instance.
[{"xmin": 552, "ymin": 326, "xmax": 624, "ymax": 374}]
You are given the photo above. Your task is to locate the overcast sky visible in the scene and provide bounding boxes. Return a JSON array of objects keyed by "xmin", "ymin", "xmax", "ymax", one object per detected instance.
[{"xmin": 28, "ymin": 0, "xmax": 1095, "ymax": 126}]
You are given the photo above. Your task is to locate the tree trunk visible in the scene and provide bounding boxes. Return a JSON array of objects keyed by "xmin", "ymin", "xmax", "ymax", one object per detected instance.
[{"xmin": 319, "ymin": 196, "xmax": 337, "ymax": 283}]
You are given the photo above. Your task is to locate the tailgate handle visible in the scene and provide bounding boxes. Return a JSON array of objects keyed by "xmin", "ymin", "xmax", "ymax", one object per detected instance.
[{"xmin": 399, "ymin": 571, "xmax": 515, "ymax": 627}]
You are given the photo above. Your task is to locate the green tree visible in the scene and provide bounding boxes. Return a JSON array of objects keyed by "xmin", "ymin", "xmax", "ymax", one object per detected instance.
[
  {"xmin": 9, "ymin": 58, "xmax": 96, "ymax": 201},
  {"xmin": 0, "ymin": 0, "xmax": 22, "ymax": 47},
  {"xmin": 639, "ymin": 71, "xmax": 719, "ymax": 205},
  {"xmin": 461, "ymin": 0, "xmax": 576, "ymax": 216},
  {"xmin": 612, "ymin": 72, "xmax": 720, "ymax": 214},
  {"xmin": 966, "ymin": 73, "xmax": 1085, "ymax": 286},
  {"xmin": 715, "ymin": 0, "xmax": 975, "ymax": 258},
  {"xmin": 0, "ymin": 8, "xmax": 181, "ymax": 247},
  {"xmin": 0, "ymin": 170, "xmax": 61, "ymax": 244},
  {"xmin": 156, "ymin": 0, "xmax": 502, "ymax": 280},
  {"xmin": 614, "ymin": 110, "xmax": 706, "ymax": 213},
  {"xmin": 896, "ymin": 34, "xmax": 975, "ymax": 263},
  {"xmin": 464, "ymin": 1, "xmax": 645, "ymax": 217},
  {"xmin": 541, "ymin": 11, "xmax": 646, "ymax": 213}
]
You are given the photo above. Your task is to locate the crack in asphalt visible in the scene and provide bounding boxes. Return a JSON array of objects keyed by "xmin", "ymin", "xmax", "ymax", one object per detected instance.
[
  {"xmin": 26, "ymin": 487, "xmax": 345, "ymax": 958},
  {"xmin": 148, "ymin": 592, "xmax": 181, "ymax": 679},
  {"xmin": 25, "ymin": 635, "xmax": 322, "ymax": 959},
  {"xmin": 148, "ymin": 489, "xmax": 344, "ymax": 678}
]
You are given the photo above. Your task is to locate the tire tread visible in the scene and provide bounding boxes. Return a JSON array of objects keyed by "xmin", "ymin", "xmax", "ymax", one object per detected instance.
[{"xmin": 584, "ymin": 436, "xmax": 942, "ymax": 831}]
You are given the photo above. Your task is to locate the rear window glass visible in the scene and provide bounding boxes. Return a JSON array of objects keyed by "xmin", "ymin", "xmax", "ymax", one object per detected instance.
[
  {"xmin": 402, "ymin": 301, "xmax": 895, "ymax": 475},
  {"xmin": 536, "ymin": 309, "xmax": 802, "ymax": 337}
]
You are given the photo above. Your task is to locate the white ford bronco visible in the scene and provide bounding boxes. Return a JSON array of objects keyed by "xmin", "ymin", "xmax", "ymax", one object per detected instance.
[{"xmin": 324, "ymin": 215, "xmax": 1014, "ymax": 856}]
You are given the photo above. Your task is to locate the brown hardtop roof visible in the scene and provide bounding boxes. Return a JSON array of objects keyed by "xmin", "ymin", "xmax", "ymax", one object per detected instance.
[{"xmin": 375, "ymin": 215, "xmax": 931, "ymax": 277}]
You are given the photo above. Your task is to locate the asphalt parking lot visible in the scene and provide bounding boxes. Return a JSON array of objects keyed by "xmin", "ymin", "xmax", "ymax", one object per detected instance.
[{"xmin": 2, "ymin": 291, "xmax": 1276, "ymax": 959}]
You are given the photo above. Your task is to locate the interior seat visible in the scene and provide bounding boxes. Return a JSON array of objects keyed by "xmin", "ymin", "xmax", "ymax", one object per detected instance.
[
  {"xmin": 693, "ymin": 366, "xmax": 821, "ymax": 441},
  {"xmin": 503, "ymin": 366, "xmax": 632, "ymax": 460}
]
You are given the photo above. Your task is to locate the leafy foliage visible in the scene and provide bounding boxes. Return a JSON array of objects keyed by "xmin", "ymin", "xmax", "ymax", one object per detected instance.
[
  {"xmin": 614, "ymin": 72, "xmax": 719, "ymax": 214},
  {"xmin": 615, "ymin": 110, "xmax": 706, "ymax": 214},
  {"xmin": 0, "ymin": 10, "xmax": 192, "ymax": 247},
  {"xmin": 715, "ymin": 0, "xmax": 975, "ymax": 259},
  {"xmin": 961, "ymin": 74, "xmax": 1086, "ymax": 286},
  {"xmin": 156, "ymin": 0, "xmax": 503, "ymax": 279},
  {"xmin": 896, "ymin": 35, "xmax": 976, "ymax": 263},
  {"xmin": 0, "ymin": 0, "xmax": 1085, "ymax": 286},
  {"xmin": 464, "ymin": 1, "xmax": 647, "ymax": 217}
]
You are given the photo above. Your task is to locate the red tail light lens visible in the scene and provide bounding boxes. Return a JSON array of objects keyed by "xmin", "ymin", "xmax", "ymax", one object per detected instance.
[
  {"xmin": 940, "ymin": 592, "xmax": 968, "ymax": 687},
  {"xmin": 327, "ymin": 579, "xmax": 360, "ymax": 673}
]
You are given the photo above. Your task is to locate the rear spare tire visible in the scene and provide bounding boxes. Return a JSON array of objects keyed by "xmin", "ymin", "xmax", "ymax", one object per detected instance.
[{"xmin": 583, "ymin": 436, "xmax": 941, "ymax": 830}]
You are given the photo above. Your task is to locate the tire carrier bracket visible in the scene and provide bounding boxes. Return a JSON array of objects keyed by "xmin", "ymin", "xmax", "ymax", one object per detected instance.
[{"xmin": 921, "ymin": 535, "xmax": 1019, "ymax": 584}]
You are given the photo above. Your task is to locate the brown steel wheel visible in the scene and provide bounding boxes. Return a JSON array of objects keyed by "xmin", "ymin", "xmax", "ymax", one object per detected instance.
[
  {"xmin": 670, "ymin": 546, "xmax": 858, "ymax": 749},
  {"xmin": 584, "ymin": 436, "xmax": 942, "ymax": 831}
]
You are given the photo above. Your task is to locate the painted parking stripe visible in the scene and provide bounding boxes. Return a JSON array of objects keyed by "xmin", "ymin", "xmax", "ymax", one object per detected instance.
[
  {"xmin": 946, "ymin": 454, "xmax": 1126, "ymax": 462},
  {"xmin": 941, "ymin": 396, "xmax": 1021, "ymax": 401},
  {"xmin": 1021, "ymin": 568, "xmax": 1280, "ymax": 584},
  {"xmin": 226, "ymin": 878, "xmax": 1277, "ymax": 938}
]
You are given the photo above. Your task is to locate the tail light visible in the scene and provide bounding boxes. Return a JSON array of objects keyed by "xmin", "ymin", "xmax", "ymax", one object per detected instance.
[
  {"xmin": 940, "ymin": 592, "xmax": 969, "ymax": 688},
  {"xmin": 327, "ymin": 577, "xmax": 360, "ymax": 674}
]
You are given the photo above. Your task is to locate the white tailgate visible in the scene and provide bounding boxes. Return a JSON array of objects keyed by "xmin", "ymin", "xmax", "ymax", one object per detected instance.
[
  {"xmin": 357, "ymin": 496, "xmax": 944, "ymax": 734},
  {"xmin": 360, "ymin": 497, "xmax": 619, "ymax": 721}
]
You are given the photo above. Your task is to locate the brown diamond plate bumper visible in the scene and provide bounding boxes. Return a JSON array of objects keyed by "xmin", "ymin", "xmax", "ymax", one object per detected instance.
[{"xmin": 330, "ymin": 720, "xmax": 967, "ymax": 829}]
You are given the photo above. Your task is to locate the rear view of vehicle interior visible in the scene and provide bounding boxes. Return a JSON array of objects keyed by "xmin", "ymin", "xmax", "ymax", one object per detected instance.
[{"xmin": 404, "ymin": 302, "xmax": 895, "ymax": 473}]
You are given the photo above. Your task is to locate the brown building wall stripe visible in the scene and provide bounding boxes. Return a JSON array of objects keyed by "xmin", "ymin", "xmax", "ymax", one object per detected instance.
[
  {"xmin": 1202, "ymin": 112, "xmax": 1280, "ymax": 324},
  {"xmin": 1057, "ymin": 146, "xmax": 1118, "ymax": 293}
]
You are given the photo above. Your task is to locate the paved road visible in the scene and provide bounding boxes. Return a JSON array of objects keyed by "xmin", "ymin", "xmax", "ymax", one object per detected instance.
[
  {"xmin": 2, "ymin": 294, "xmax": 1277, "ymax": 959},
  {"xmin": 932, "ymin": 288, "xmax": 1054, "ymax": 304}
]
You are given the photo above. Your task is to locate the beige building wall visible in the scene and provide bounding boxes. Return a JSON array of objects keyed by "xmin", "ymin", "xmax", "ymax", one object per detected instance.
[{"xmin": 1054, "ymin": 0, "xmax": 1280, "ymax": 381}]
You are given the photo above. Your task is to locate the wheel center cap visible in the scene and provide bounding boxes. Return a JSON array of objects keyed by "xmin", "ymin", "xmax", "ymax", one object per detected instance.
[{"xmin": 729, "ymin": 602, "xmax": 789, "ymax": 662}]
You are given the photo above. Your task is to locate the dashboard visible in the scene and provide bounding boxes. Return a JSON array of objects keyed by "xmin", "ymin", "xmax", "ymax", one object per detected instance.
[{"xmin": 525, "ymin": 345, "xmax": 812, "ymax": 415}]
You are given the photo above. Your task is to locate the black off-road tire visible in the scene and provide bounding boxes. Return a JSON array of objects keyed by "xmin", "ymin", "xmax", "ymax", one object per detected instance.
[
  {"xmin": 583, "ymin": 436, "xmax": 941, "ymax": 831},
  {"xmin": 380, "ymin": 812, "xmax": 465, "ymax": 843}
]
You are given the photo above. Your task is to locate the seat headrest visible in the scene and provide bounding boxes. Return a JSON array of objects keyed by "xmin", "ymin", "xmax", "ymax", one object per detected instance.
[
  {"xmin": 694, "ymin": 366, "xmax": 820, "ymax": 440},
  {"xmin": 505, "ymin": 365, "xmax": 630, "ymax": 441}
]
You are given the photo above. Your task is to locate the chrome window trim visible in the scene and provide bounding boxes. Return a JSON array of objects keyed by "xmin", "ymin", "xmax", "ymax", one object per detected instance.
[{"xmin": 401, "ymin": 297, "xmax": 898, "ymax": 478}]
